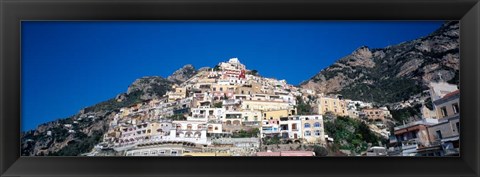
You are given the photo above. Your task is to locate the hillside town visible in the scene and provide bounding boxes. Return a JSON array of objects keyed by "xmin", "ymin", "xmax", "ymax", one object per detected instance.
[{"xmin": 63, "ymin": 58, "xmax": 458, "ymax": 157}]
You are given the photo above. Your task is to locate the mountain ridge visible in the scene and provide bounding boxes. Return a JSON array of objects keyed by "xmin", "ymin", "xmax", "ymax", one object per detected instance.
[{"xmin": 300, "ymin": 21, "xmax": 459, "ymax": 105}]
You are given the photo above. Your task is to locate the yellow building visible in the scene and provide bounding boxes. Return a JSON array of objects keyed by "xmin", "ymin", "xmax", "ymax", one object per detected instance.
[
  {"xmin": 235, "ymin": 83, "xmax": 262, "ymax": 95},
  {"xmin": 241, "ymin": 100, "xmax": 293, "ymax": 112},
  {"xmin": 317, "ymin": 94, "xmax": 348, "ymax": 116},
  {"xmin": 167, "ymin": 85, "xmax": 187, "ymax": 102},
  {"xmin": 363, "ymin": 108, "xmax": 392, "ymax": 122},
  {"xmin": 299, "ymin": 115, "xmax": 326, "ymax": 144},
  {"xmin": 262, "ymin": 109, "xmax": 296, "ymax": 123},
  {"xmin": 433, "ymin": 90, "xmax": 459, "ymax": 119}
]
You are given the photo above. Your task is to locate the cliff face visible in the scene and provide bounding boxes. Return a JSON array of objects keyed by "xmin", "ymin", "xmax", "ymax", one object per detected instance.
[
  {"xmin": 21, "ymin": 110, "xmax": 114, "ymax": 156},
  {"xmin": 127, "ymin": 76, "xmax": 173, "ymax": 100},
  {"xmin": 167, "ymin": 64, "xmax": 197, "ymax": 85},
  {"xmin": 301, "ymin": 21, "xmax": 459, "ymax": 105}
]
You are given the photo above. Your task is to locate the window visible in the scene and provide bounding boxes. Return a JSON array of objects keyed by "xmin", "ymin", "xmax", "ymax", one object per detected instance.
[
  {"xmin": 452, "ymin": 103, "xmax": 459, "ymax": 114},
  {"xmin": 292, "ymin": 124, "xmax": 297, "ymax": 130},
  {"xmin": 440, "ymin": 106, "xmax": 448, "ymax": 117},
  {"xmin": 456, "ymin": 122, "xmax": 460, "ymax": 132},
  {"xmin": 304, "ymin": 123, "xmax": 311, "ymax": 128},
  {"xmin": 314, "ymin": 122, "xmax": 321, "ymax": 128},
  {"xmin": 436, "ymin": 130, "xmax": 443, "ymax": 139},
  {"xmin": 314, "ymin": 130, "xmax": 321, "ymax": 136},
  {"xmin": 305, "ymin": 131, "xmax": 311, "ymax": 136}
]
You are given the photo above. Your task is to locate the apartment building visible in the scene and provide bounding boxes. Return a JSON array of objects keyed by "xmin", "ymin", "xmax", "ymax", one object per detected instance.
[
  {"xmin": 426, "ymin": 90, "xmax": 460, "ymax": 156},
  {"xmin": 299, "ymin": 115, "xmax": 326, "ymax": 144},
  {"xmin": 363, "ymin": 107, "xmax": 392, "ymax": 122},
  {"xmin": 317, "ymin": 94, "xmax": 348, "ymax": 116},
  {"xmin": 167, "ymin": 85, "xmax": 187, "ymax": 102},
  {"xmin": 191, "ymin": 106, "xmax": 226, "ymax": 121},
  {"xmin": 261, "ymin": 109, "xmax": 296, "ymax": 123},
  {"xmin": 392, "ymin": 118, "xmax": 439, "ymax": 156},
  {"xmin": 241, "ymin": 100, "xmax": 292, "ymax": 112},
  {"xmin": 433, "ymin": 90, "xmax": 460, "ymax": 119},
  {"xmin": 279, "ymin": 116, "xmax": 303, "ymax": 141}
]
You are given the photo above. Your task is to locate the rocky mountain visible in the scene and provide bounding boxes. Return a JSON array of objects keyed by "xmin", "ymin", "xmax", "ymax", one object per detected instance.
[
  {"xmin": 301, "ymin": 21, "xmax": 459, "ymax": 105},
  {"xmin": 126, "ymin": 76, "xmax": 173, "ymax": 100},
  {"xmin": 21, "ymin": 110, "xmax": 114, "ymax": 156},
  {"xmin": 167, "ymin": 64, "xmax": 197, "ymax": 85}
]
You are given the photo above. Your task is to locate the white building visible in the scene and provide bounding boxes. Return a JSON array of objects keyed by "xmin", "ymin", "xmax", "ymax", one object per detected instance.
[
  {"xmin": 279, "ymin": 116, "xmax": 303, "ymax": 140},
  {"xmin": 191, "ymin": 106, "xmax": 226, "ymax": 121},
  {"xmin": 428, "ymin": 81, "xmax": 458, "ymax": 101}
]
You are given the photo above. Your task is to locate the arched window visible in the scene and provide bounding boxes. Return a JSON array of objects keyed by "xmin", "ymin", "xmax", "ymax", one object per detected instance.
[
  {"xmin": 305, "ymin": 131, "xmax": 311, "ymax": 136},
  {"xmin": 304, "ymin": 123, "xmax": 311, "ymax": 128},
  {"xmin": 314, "ymin": 122, "xmax": 321, "ymax": 128}
]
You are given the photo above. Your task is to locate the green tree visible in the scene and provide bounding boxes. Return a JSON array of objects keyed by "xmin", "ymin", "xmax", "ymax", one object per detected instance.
[
  {"xmin": 213, "ymin": 102, "xmax": 223, "ymax": 108},
  {"xmin": 296, "ymin": 96, "xmax": 312, "ymax": 115},
  {"xmin": 313, "ymin": 145, "xmax": 328, "ymax": 156}
]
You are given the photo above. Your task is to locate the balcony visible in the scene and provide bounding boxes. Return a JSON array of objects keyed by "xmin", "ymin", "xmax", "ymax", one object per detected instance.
[{"xmin": 401, "ymin": 138, "xmax": 419, "ymax": 150}]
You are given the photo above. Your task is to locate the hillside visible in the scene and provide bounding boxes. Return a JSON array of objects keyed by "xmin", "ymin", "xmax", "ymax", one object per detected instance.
[
  {"xmin": 21, "ymin": 65, "xmax": 198, "ymax": 156},
  {"xmin": 301, "ymin": 21, "xmax": 459, "ymax": 105}
]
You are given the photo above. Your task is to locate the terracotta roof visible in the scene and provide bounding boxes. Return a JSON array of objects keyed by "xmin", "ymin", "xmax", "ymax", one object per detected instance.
[
  {"xmin": 443, "ymin": 90, "xmax": 460, "ymax": 99},
  {"xmin": 256, "ymin": 152, "xmax": 281, "ymax": 156}
]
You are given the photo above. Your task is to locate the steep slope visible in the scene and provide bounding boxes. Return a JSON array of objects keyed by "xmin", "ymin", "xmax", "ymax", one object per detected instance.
[
  {"xmin": 21, "ymin": 73, "xmax": 180, "ymax": 156},
  {"xmin": 126, "ymin": 76, "xmax": 173, "ymax": 100},
  {"xmin": 167, "ymin": 64, "xmax": 197, "ymax": 85},
  {"xmin": 301, "ymin": 21, "xmax": 459, "ymax": 105}
]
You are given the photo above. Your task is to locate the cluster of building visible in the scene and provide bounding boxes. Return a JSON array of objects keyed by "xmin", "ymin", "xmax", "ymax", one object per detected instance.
[
  {"xmin": 388, "ymin": 81, "xmax": 460, "ymax": 156},
  {"xmin": 87, "ymin": 58, "xmax": 460, "ymax": 157},
  {"xmin": 93, "ymin": 58, "xmax": 330, "ymax": 156},
  {"xmin": 314, "ymin": 94, "xmax": 392, "ymax": 138}
]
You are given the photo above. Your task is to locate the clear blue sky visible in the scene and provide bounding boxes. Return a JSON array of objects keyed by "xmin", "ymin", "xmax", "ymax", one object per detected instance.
[{"xmin": 21, "ymin": 21, "xmax": 445, "ymax": 131}]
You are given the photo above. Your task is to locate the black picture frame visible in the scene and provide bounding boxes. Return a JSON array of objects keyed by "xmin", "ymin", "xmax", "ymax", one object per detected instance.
[{"xmin": 1, "ymin": 0, "xmax": 479, "ymax": 176}]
